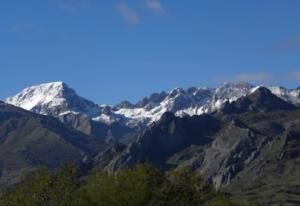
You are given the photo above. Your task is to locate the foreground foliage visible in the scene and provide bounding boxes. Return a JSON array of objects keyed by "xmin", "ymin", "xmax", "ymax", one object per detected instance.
[{"xmin": 0, "ymin": 164, "xmax": 239, "ymax": 206}]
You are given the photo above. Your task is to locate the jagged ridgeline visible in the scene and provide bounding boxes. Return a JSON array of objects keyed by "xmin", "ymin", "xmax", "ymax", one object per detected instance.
[
  {"xmin": 6, "ymin": 82, "xmax": 300, "ymax": 129},
  {"xmin": 2, "ymin": 82, "xmax": 300, "ymax": 206}
]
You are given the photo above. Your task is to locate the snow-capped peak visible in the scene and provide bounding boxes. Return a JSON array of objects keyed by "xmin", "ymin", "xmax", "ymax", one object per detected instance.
[
  {"xmin": 6, "ymin": 82, "xmax": 66, "ymax": 110},
  {"xmin": 5, "ymin": 81, "xmax": 300, "ymax": 128},
  {"xmin": 6, "ymin": 82, "xmax": 100, "ymax": 117}
]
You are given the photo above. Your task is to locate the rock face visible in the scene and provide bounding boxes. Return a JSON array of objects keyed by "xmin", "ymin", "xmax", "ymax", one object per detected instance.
[
  {"xmin": 91, "ymin": 90, "xmax": 300, "ymax": 205},
  {"xmin": 221, "ymin": 87, "xmax": 296, "ymax": 114},
  {"xmin": 224, "ymin": 123, "xmax": 300, "ymax": 205},
  {"xmin": 57, "ymin": 111, "xmax": 137, "ymax": 143},
  {"xmin": 94, "ymin": 112, "xmax": 220, "ymax": 173},
  {"xmin": 0, "ymin": 101, "xmax": 106, "ymax": 186}
]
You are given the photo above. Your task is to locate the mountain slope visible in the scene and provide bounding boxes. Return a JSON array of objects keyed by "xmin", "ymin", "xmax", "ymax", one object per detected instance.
[
  {"xmin": 221, "ymin": 87, "xmax": 296, "ymax": 114},
  {"xmin": 0, "ymin": 101, "xmax": 106, "ymax": 186},
  {"xmin": 92, "ymin": 112, "xmax": 220, "ymax": 172},
  {"xmin": 225, "ymin": 122, "xmax": 300, "ymax": 205},
  {"xmin": 91, "ymin": 89, "xmax": 300, "ymax": 206}
]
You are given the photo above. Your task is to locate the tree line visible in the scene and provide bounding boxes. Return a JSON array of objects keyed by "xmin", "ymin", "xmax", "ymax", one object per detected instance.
[{"xmin": 0, "ymin": 163, "xmax": 254, "ymax": 206}]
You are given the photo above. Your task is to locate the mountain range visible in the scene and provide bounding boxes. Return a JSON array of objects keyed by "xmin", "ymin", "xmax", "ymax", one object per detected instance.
[
  {"xmin": 2, "ymin": 81, "xmax": 300, "ymax": 205},
  {"xmin": 5, "ymin": 82, "xmax": 300, "ymax": 140}
]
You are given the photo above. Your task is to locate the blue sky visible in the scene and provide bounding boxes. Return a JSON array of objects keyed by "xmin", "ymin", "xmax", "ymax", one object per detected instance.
[{"xmin": 1, "ymin": 0, "xmax": 300, "ymax": 104}]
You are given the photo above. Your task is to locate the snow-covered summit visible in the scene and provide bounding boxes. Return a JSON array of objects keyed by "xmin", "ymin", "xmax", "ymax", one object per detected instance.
[
  {"xmin": 6, "ymin": 82, "xmax": 65, "ymax": 110},
  {"xmin": 110, "ymin": 82, "xmax": 254, "ymax": 125},
  {"xmin": 268, "ymin": 86, "xmax": 300, "ymax": 105},
  {"xmin": 6, "ymin": 82, "xmax": 100, "ymax": 117}
]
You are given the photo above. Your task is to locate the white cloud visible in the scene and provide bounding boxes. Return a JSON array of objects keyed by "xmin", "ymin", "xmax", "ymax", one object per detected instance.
[
  {"xmin": 145, "ymin": 0, "xmax": 166, "ymax": 15},
  {"xmin": 234, "ymin": 72, "xmax": 272, "ymax": 82},
  {"xmin": 210, "ymin": 72, "xmax": 273, "ymax": 85},
  {"xmin": 288, "ymin": 71, "xmax": 300, "ymax": 81},
  {"xmin": 116, "ymin": 2, "xmax": 139, "ymax": 25},
  {"xmin": 271, "ymin": 35, "xmax": 300, "ymax": 53}
]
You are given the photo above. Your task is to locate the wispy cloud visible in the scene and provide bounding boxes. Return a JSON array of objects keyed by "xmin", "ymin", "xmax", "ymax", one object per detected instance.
[
  {"xmin": 234, "ymin": 72, "xmax": 272, "ymax": 82},
  {"xmin": 57, "ymin": 0, "xmax": 89, "ymax": 11},
  {"xmin": 10, "ymin": 23, "xmax": 39, "ymax": 32},
  {"xmin": 116, "ymin": 2, "xmax": 139, "ymax": 25},
  {"xmin": 211, "ymin": 71, "xmax": 273, "ymax": 85},
  {"xmin": 145, "ymin": 0, "xmax": 166, "ymax": 15},
  {"xmin": 271, "ymin": 35, "xmax": 300, "ymax": 53},
  {"xmin": 288, "ymin": 71, "xmax": 300, "ymax": 81}
]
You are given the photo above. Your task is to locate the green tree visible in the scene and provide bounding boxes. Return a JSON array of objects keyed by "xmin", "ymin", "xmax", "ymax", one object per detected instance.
[
  {"xmin": 0, "ymin": 163, "xmax": 79, "ymax": 206},
  {"xmin": 1, "ymin": 163, "xmax": 241, "ymax": 206},
  {"xmin": 155, "ymin": 167, "xmax": 217, "ymax": 206},
  {"xmin": 74, "ymin": 164, "xmax": 164, "ymax": 206}
]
